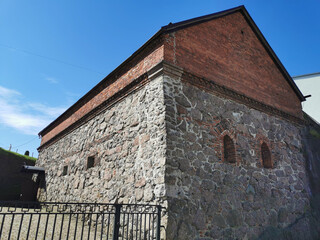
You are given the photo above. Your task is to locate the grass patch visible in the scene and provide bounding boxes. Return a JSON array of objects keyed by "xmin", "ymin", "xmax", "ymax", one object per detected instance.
[{"xmin": 0, "ymin": 147, "xmax": 37, "ymax": 162}]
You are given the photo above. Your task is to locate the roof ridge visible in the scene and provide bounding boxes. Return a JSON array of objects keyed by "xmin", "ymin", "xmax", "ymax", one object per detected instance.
[{"xmin": 161, "ymin": 5, "xmax": 245, "ymax": 32}]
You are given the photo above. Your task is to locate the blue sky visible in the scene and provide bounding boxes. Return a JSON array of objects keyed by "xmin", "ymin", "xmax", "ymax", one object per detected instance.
[{"xmin": 0, "ymin": 0, "xmax": 319, "ymax": 157}]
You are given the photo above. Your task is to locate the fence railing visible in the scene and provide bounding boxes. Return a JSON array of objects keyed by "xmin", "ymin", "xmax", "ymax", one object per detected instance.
[{"xmin": 0, "ymin": 201, "xmax": 162, "ymax": 240}]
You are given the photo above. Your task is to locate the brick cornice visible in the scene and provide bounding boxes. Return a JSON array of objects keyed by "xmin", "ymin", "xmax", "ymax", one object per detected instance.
[
  {"xmin": 162, "ymin": 61, "xmax": 304, "ymax": 125},
  {"xmin": 38, "ymin": 62, "xmax": 164, "ymax": 151},
  {"xmin": 39, "ymin": 61, "xmax": 304, "ymax": 151}
]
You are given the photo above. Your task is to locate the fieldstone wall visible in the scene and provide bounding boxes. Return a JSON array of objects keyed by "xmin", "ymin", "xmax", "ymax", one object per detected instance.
[
  {"xmin": 37, "ymin": 69, "xmax": 315, "ymax": 239},
  {"xmin": 163, "ymin": 74, "xmax": 311, "ymax": 239},
  {"xmin": 37, "ymin": 76, "xmax": 167, "ymax": 207}
]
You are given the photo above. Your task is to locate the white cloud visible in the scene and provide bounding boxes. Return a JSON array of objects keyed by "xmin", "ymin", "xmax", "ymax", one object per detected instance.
[
  {"xmin": 27, "ymin": 103, "xmax": 66, "ymax": 117},
  {"xmin": 45, "ymin": 77, "xmax": 59, "ymax": 84},
  {"xmin": 0, "ymin": 86, "xmax": 21, "ymax": 97},
  {"xmin": 0, "ymin": 85, "xmax": 66, "ymax": 135}
]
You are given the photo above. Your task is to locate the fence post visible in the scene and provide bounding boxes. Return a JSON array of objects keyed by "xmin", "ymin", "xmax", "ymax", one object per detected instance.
[
  {"xmin": 157, "ymin": 205, "xmax": 161, "ymax": 240},
  {"xmin": 113, "ymin": 204, "xmax": 122, "ymax": 240}
]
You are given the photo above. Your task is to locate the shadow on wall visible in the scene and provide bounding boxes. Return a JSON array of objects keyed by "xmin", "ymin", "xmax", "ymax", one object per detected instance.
[
  {"xmin": 257, "ymin": 113, "xmax": 320, "ymax": 240},
  {"xmin": 20, "ymin": 165, "xmax": 47, "ymax": 202},
  {"xmin": 35, "ymin": 172, "xmax": 46, "ymax": 202},
  {"xmin": 256, "ymin": 195, "xmax": 320, "ymax": 240},
  {"xmin": 303, "ymin": 113, "xmax": 320, "ymax": 195}
]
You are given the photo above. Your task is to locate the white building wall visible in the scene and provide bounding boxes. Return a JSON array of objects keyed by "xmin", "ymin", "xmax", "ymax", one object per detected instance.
[{"xmin": 293, "ymin": 73, "xmax": 320, "ymax": 123}]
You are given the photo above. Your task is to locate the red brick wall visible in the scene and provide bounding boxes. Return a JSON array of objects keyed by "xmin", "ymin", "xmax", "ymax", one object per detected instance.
[
  {"xmin": 164, "ymin": 12, "xmax": 302, "ymax": 118},
  {"xmin": 41, "ymin": 45, "xmax": 164, "ymax": 145},
  {"xmin": 41, "ymin": 11, "xmax": 303, "ymax": 146}
]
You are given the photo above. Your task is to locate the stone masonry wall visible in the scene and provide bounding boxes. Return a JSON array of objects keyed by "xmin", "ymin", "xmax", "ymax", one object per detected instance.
[
  {"xmin": 37, "ymin": 70, "xmax": 312, "ymax": 239},
  {"xmin": 163, "ymin": 74, "xmax": 311, "ymax": 240},
  {"xmin": 37, "ymin": 76, "xmax": 167, "ymax": 207}
]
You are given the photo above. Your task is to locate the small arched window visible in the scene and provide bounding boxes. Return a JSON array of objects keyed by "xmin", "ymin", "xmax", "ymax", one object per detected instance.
[
  {"xmin": 261, "ymin": 142, "xmax": 272, "ymax": 168},
  {"xmin": 223, "ymin": 135, "xmax": 236, "ymax": 163}
]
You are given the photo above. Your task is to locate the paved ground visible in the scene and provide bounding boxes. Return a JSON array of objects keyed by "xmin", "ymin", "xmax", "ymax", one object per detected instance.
[
  {"xmin": 0, "ymin": 206, "xmax": 156, "ymax": 240},
  {"xmin": 0, "ymin": 207, "xmax": 111, "ymax": 240}
]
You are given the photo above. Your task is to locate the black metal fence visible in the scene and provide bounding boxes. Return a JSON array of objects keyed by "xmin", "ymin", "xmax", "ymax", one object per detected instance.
[{"xmin": 0, "ymin": 201, "xmax": 162, "ymax": 240}]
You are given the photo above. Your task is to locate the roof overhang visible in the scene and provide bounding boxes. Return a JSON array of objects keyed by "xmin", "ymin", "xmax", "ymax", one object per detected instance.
[{"xmin": 21, "ymin": 165, "xmax": 45, "ymax": 174}]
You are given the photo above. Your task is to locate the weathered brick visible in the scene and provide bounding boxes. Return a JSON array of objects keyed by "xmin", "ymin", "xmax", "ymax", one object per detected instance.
[{"xmin": 164, "ymin": 12, "xmax": 302, "ymax": 119}]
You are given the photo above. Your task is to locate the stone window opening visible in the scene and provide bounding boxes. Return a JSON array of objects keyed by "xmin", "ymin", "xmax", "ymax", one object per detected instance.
[
  {"xmin": 62, "ymin": 165, "xmax": 68, "ymax": 176},
  {"xmin": 87, "ymin": 156, "xmax": 95, "ymax": 169},
  {"xmin": 223, "ymin": 135, "xmax": 236, "ymax": 163},
  {"xmin": 261, "ymin": 142, "xmax": 272, "ymax": 168}
]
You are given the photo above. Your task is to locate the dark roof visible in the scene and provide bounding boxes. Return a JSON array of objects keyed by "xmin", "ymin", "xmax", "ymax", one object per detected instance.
[
  {"xmin": 39, "ymin": 5, "xmax": 305, "ymax": 137},
  {"xmin": 293, "ymin": 72, "xmax": 320, "ymax": 79}
]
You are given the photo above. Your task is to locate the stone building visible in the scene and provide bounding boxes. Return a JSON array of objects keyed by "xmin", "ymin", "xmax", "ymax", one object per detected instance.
[{"xmin": 37, "ymin": 6, "xmax": 319, "ymax": 239}]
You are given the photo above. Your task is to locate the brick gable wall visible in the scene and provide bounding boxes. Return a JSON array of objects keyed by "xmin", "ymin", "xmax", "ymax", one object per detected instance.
[{"xmin": 163, "ymin": 12, "xmax": 302, "ymax": 119}]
